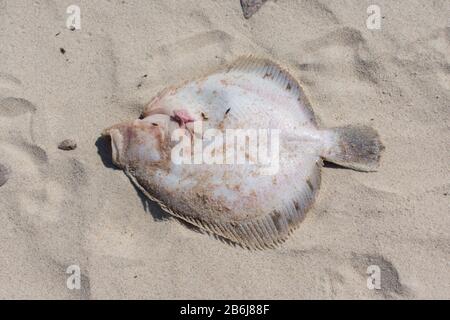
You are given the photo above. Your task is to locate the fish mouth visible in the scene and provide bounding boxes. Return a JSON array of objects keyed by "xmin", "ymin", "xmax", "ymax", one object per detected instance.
[{"xmin": 101, "ymin": 126, "xmax": 125, "ymax": 169}]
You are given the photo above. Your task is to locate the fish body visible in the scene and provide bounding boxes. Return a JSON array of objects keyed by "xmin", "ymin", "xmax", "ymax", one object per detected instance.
[{"xmin": 104, "ymin": 57, "xmax": 384, "ymax": 249}]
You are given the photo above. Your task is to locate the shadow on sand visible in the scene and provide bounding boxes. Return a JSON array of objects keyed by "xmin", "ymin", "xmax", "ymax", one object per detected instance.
[{"xmin": 95, "ymin": 135, "xmax": 169, "ymax": 221}]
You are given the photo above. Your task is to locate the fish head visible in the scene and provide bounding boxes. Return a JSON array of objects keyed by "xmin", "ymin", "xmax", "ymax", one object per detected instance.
[{"xmin": 102, "ymin": 115, "xmax": 172, "ymax": 169}]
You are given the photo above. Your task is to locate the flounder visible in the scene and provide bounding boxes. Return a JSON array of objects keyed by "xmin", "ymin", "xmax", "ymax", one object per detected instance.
[{"xmin": 103, "ymin": 57, "xmax": 384, "ymax": 249}]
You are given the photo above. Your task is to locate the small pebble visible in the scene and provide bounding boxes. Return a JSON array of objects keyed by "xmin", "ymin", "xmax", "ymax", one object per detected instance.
[
  {"xmin": 0, "ymin": 163, "xmax": 10, "ymax": 187},
  {"xmin": 241, "ymin": 0, "xmax": 267, "ymax": 19},
  {"xmin": 58, "ymin": 139, "xmax": 77, "ymax": 151}
]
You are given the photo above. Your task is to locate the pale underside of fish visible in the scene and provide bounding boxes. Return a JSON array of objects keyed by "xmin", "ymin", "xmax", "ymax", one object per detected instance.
[{"xmin": 103, "ymin": 57, "xmax": 384, "ymax": 249}]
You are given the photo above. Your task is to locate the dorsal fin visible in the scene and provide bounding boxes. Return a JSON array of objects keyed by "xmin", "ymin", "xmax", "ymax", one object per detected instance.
[{"xmin": 227, "ymin": 56, "xmax": 317, "ymax": 125}]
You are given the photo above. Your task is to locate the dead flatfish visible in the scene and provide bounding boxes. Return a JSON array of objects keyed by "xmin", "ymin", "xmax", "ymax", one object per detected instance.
[
  {"xmin": 241, "ymin": 0, "xmax": 267, "ymax": 19},
  {"xmin": 103, "ymin": 57, "xmax": 384, "ymax": 249}
]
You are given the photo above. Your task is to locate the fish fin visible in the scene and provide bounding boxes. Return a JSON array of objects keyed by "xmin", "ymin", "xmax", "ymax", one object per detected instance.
[
  {"xmin": 323, "ymin": 125, "xmax": 385, "ymax": 172},
  {"xmin": 125, "ymin": 163, "xmax": 321, "ymax": 250},
  {"xmin": 227, "ymin": 56, "xmax": 317, "ymax": 125}
]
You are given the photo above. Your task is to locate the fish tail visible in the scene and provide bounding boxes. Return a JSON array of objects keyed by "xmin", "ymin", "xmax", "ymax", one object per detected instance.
[{"xmin": 322, "ymin": 125, "xmax": 385, "ymax": 172}]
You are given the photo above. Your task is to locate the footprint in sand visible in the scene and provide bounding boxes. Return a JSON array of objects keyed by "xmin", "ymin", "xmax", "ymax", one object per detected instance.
[
  {"xmin": 298, "ymin": 27, "xmax": 381, "ymax": 85},
  {"xmin": 0, "ymin": 96, "xmax": 58, "ymax": 222},
  {"xmin": 0, "ymin": 96, "xmax": 36, "ymax": 117},
  {"xmin": 149, "ymin": 30, "xmax": 239, "ymax": 85},
  {"xmin": 0, "ymin": 163, "xmax": 10, "ymax": 187},
  {"xmin": 0, "ymin": 96, "xmax": 38, "ymax": 189},
  {"xmin": 0, "ymin": 96, "xmax": 46, "ymax": 151},
  {"xmin": 0, "ymin": 72, "xmax": 22, "ymax": 93},
  {"xmin": 1, "ymin": 140, "xmax": 80, "ymax": 225}
]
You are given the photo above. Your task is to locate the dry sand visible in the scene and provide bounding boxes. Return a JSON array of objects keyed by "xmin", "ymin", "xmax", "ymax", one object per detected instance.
[{"xmin": 0, "ymin": 0, "xmax": 449, "ymax": 299}]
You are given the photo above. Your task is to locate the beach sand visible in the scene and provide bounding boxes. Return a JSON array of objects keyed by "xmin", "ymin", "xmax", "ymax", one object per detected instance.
[{"xmin": 0, "ymin": 0, "xmax": 448, "ymax": 299}]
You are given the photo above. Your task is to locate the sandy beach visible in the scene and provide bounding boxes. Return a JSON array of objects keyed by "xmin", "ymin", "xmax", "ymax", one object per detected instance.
[{"xmin": 0, "ymin": 0, "xmax": 449, "ymax": 299}]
